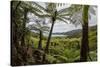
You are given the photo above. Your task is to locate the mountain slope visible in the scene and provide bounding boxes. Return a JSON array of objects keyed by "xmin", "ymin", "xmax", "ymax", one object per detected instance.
[{"xmin": 52, "ymin": 25, "xmax": 97, "ymax": 38}]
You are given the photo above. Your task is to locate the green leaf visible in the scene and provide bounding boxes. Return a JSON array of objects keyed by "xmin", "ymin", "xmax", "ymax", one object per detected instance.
[
  {"xmin": 57, "ymin": 13, "xmax": 71, "ymax": 17},
  {"xmin": 56, "ymin": 17, "xmax": 69, "ymax": 23},
  {"xmin": 32, "ymin": 2, "xmax": 47, "ymax": 13},
  {"xmin": 30, "ymin": 10, "xmax": 51, "ymax": 18}
]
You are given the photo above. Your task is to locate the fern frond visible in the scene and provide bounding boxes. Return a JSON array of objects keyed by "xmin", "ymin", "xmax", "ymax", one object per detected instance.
[{"xmin": 56, "ymin": 17, "xmax": 69, "ymax": 23}]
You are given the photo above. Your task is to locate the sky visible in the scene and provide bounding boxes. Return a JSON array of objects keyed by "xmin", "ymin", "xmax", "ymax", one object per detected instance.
[
  {"xmin": 52, "ymin": 14, "xmax": 97, "ymax": 33},
  {"xmin": 28, "ymin": 2, "xmax": 97, "ymax": 33},
  {"xmin": 46, "ymin": 5, "xmax": 97, "ymax": 33}
]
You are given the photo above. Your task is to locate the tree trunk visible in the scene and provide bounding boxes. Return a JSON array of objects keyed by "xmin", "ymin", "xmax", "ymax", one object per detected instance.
[
  {"xmin": 42, "ymin": 10, "xmax": 57, "ymax": 63},
  {"xmin": 11, "ymin": 1, "xmax": 21, "ymax": 66},
  {"xmin": 20, "ymin": 8, "xmax": 28, "ymax": 64},
  {"xmin": 38, "ymin": 30, "xmax": 42, "ymax": 49},
  {"xmin": 45, "ymin": 17, "xmax": 55, "ymax": 53},
  {"xmin": 42, "ymin": 17, "xmax": 55, "ymax": 63},
  {"xmin": 21, "ymin": 8, "xmax": 28, "ymax": 46},
  {"xmin": 80, "ymin": 5, "xmax": 89, "ymax": 62},
  {"xmin": 11, "ymin": 1, "xmax": 21, "ymax": 48}
]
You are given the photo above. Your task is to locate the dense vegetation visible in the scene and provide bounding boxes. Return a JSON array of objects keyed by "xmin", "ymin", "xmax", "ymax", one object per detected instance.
[
  {"xmin": 11, "ymin": 1, "xmax": 97, "ymax": 66},
  {"xmin": 30, "ymin": 25, "xmax": 97, "ymax": 63}
]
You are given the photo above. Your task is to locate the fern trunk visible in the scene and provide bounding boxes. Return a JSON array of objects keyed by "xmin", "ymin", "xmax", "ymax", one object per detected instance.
[
  {"xmin": 45, "ymin": 19, "xmax": 55, "ymax": 52},
  {"xmin": 38, "ymin": 30, "xmax": 43, "ymax": 49},
  {"xmin": 42, "ymin": 17, "xmax": 55, "ymax": 63},
  {"xmin": 80, "ymin": 5, "xmax": 89, "ymax": 62}
]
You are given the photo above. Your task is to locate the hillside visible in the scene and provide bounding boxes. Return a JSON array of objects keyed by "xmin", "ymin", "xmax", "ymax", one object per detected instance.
[{"xmin": 52, "ymin": 25, "xmax": 97, "ymax": 38}]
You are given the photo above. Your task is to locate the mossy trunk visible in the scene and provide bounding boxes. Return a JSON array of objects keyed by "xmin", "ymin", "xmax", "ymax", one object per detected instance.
[{"xmin": 80, "ymin": 5, "xmax": 89, "ymax": 62}]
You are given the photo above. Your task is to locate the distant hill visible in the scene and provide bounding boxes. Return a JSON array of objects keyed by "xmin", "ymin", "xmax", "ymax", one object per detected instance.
[
  {"xmin": 52, "ymin": 25, "xmax": 97, "ymax": 38},
  {"xmin": 64, "ymin": 29, "xmax": 81, "ymax": 36}
]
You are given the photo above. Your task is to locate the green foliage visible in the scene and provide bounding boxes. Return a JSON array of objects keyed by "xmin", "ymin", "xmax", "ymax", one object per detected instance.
[
  {"xmin": 46, "ymin": 54, "xmax": 57, "ymax": 63},
  {"xmin": 42, "ymin": 26, "xmax": 97, "ymax": 63},
  {"xmin": 11, "ymin": 1, "xmax": 97, "ymax": 65},
  {"xmin": 89, "ymin": 51, "xmax": 97, "ymax": 61}
]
